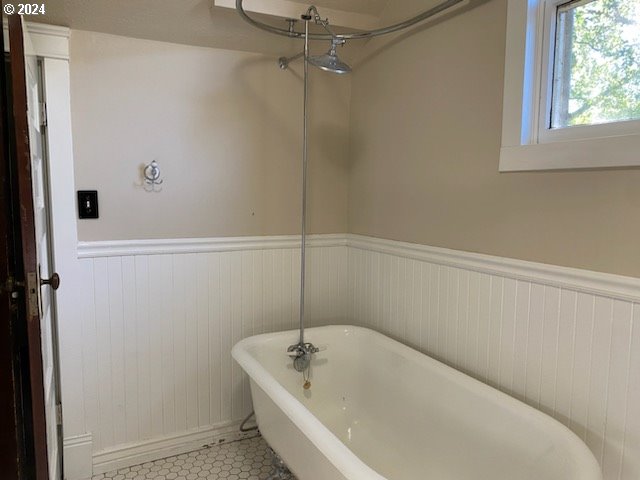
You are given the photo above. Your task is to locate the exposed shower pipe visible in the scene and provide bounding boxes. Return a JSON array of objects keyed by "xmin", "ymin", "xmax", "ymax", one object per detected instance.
[
  {"xmin": 285, "ymin": 13, "xmax": 321, "ymax": 373},
  {"xmin": 242, "ymin": 0, "xmax": 474, "ymax": 375},
  {"xmin": 299, "ymin": 14, "xmax": 309, "ymax": 349},
  {"xmin": 235, "ymin": 0, "xmax": 468, "ymax": 41}
]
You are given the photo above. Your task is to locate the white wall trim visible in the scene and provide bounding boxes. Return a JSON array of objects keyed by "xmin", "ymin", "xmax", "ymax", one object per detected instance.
[
  {"xmin": 63, "ymin": 434, "xmax": 93, "ymax": 480},
  {"xmin": 92, "ymin": 421, "xmax": 257, "ymax": 475},
  {"xmin": 26, "ymin": 22, "xmax": 70, "ymax": 59},
  {"xmin": 3, "ymin": 21, "xmax": 69, "ymax": 58},
  {"xmin": 25, "ymin": 22, "xmax": 70, "ymax": 38},
  {"xmin": 78, "ymin": 233, "xmax": 640, "ymax": 303},
  {"xmin": 347, "ymin": 234, "xmax": 640, "ymax": 303},
  {"xmin": 77, "ymin": 234, "xmax": 348, "ymax": 258}
]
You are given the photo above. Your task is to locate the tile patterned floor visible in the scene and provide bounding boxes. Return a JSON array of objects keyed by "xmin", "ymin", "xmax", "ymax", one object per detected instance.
[{"xmin": 93, "ymin": 435, "xmax": 297, "ymax": 480}]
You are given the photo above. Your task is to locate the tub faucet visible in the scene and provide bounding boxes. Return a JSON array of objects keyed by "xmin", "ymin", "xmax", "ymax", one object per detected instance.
[{"xmin": 287, "ymin": 342, "xmax": 319, "ymax": 372}]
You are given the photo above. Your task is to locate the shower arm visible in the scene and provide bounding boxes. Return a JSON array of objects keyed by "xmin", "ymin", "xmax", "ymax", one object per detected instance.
[{"xmin": 235, "ymin": 0, "xmax": 467, "ymax": 41}]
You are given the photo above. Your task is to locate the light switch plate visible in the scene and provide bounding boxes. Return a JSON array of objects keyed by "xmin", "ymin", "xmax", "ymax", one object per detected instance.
[{"xmin": 77, "ymin": 190, "xmax": 99, "ymax": 219}]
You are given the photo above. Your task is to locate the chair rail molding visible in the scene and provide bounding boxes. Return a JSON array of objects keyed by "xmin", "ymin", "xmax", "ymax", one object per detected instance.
[
  {"xmin": 77, "ymin": 234, "xmax": 348, "ymax": 258},
  {"xmin": 346, "ymin": 234, "xmax": 640, "ymax": 303}
]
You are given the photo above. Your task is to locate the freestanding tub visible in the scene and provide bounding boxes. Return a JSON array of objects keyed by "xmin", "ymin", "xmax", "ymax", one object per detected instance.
[{"xmin": 232, "ymin": 326, "xmax": 602, "ymax": 480}]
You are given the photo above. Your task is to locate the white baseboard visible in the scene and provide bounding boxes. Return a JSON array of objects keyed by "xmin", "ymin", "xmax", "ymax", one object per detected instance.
[
  {"xmin": 92, "ymin": 421, "xmax": 257, "ymax": 475},
  {"xmin": 63, "ymin": 433, "xmax": 93, "ymax": 480}
]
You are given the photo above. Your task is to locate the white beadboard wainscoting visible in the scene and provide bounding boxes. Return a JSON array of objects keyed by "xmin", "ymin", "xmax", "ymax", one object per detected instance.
[
  {"xmin": 72, "ymin": 235, "xmax": 348, "ymax": 475},
  {"xmin": 65, "ymin": 233, "xmax": 640, "ymax": 480},
  {"xmin": 347, "ymin": 235, "xmax": 640, "ymax": 480}
]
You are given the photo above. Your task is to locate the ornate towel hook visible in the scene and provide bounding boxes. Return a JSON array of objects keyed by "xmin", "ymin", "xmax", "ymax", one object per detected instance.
[{"xmin": 143, "ymin": 160, "xmax": 163, "ymax": 192}]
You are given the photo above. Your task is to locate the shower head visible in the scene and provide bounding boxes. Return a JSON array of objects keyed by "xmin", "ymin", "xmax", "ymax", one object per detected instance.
[{"xmin": 308, "ymin": 40, "xmax": 351, "ymax": 75}]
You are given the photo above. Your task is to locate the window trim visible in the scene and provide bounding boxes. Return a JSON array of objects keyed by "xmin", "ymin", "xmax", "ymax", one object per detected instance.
[{"xmin": 499, "ymin": 0, "xmax": 640, "ymax": 172}]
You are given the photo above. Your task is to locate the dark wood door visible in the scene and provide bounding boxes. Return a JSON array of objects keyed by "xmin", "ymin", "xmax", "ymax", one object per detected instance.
[
  {"xmin": 2, "ymin": 14, "xmax": 62, "ymax": 480},
  {"xmin": 0, "ymin": 14, "xmax": 23, "ymax": 480}
]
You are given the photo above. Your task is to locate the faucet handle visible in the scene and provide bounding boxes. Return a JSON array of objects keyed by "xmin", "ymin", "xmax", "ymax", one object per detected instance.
[{"xmin": 287, "ymin": 344, "xmax": 305, "ymax": 358}]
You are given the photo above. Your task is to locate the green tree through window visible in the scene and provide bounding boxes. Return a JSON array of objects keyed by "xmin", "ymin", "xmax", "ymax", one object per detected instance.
[{"xmin": 551, "ymin": 0, "xmax": 640, "ymax": 128}]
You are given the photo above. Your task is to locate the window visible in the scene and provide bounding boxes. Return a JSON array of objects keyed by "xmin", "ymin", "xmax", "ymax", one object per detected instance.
[{"xmin": 500, "ymin": 0, "xmax": 640, "ymax": 171}]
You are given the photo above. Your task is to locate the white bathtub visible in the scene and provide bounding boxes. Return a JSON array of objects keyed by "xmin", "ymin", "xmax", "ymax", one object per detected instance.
[{"xmin": 232, "ymin": 326, "xmax": 602, "ymax": 480}]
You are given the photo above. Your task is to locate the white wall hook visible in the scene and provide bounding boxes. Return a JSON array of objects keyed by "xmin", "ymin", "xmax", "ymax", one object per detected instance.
[{"xmin": 142, "ymin": 160, "xmax": 163, "ymax": 192}]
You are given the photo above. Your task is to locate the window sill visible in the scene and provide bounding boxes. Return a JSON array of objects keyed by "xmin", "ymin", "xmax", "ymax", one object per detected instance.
[{"xmin": 499, "ymin": 133, "xmax": 640, "ymax": 172}]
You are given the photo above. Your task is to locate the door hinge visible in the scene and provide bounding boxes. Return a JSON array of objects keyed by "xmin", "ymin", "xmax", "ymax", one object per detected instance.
[
  {"xmin": 39, "ymin": 102, "xmax": 47, "ymax": 127},
  {"xmin": 55, "ymin": 404, "xmax": 63, "ymax": 426}
]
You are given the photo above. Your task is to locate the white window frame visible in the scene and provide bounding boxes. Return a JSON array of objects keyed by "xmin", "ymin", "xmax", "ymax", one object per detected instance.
[{"xmin": 500, "ymin": 0, "xmax": 640, "ymax": 172}]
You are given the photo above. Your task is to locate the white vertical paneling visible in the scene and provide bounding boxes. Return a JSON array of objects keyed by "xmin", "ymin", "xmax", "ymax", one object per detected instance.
[
  {"xmin": 121, "ymin": 257, "xmax": 138, "ymax": 443},
  {"xmin": 92, "ymin": 258, "xmax": 112, "ymax": 450},
  {"xmin": 479, "ymin": 274, "xmax": 493, "ymax": 382},
  {"xmin": 208, "ymin": 253, "xmax": 222, "ymax": 425},
  {"xmin": 107, "ymin": 258, "xmax": 126, "ymax": 446},
  {"xmin": 77, "ymin": 243, "xmax": 348, "ymax": 461},
  {"xmin": 79, "ymin": 259, "xmax": 98, "ymax": 449},
  {"xmin": 465, "ymin": 270, "xmax": 480, "ymax": 374},
  {"xmin": 555, "ymin": 289, "xmax": 577, "ymax": 426},
  {"xmin": 347, "ymin": 240, "xmax": 640, "ymax": 480},
  {"xmin": 389, "ymin": 255, "xmax": 399, "ymax": 339},
  {"xmin": 230, "ymin": 252, "xmax": 243, "ymax": 421},
  {"xmin": 158, "ymin": 255, "xmax": 175, "ymax": 435},
  {"xmin": 74, "ymin": 236, "xmax": 640, "ymax": 480},
  {"xmin": 195, "ymin": 255, "xmax": 210, "ymax": 428},
  {"xmin": 408, "ymin": 262, "xmax": 422, "ymax": 351},
  {"xmin": 539, "ymin": 285, "xmax": 560, "ymax": 417},
  {"xmin": 184, "ymin": 254, "xmax": 199, "ymax": 431},
  {"xmin": 525, "ymin": 283, "xmax": 545, "ymax": 408},
  {"xmin": 172, "ymin": 254, "xmax": 187, "ymax": 434},
  {"xmin": 456, "ymin": 270, "xmax": 469, "ymax": 372},
  {"xmin": 446, "ymin": 268, "xmax": 458, "ymax": 365},
  {"xmin": 146, "ymin": 256, "xmax": 164, "ymax": 438},
  {"xmin": 587, "ymin": 297, "xmax": 614, "ymax": 463},
  {"xmin": 621, "ymin": 305, "xmax": 640, "ymax": 480},
  {"xmin": 437, "ymin": 266, "xmax": 448, "ymax": 359},
  {"xmin": 281, "ymin": 249, "xmax": 293, "ymax": 333},
  {"xmin": 134, "ymin": 256, "xmax": 151, "ymax": 441},
  {"xmin": 601, "ymin": 300, "xmax": 632, "ymax": 480},
  {"xmin": 499, "ymin": 278, "xmax": 517, "ymax": 394},
  {"xmin": 270, "ymin": 250, "xmax": 283, "ymax": 332},
  {"xmin": 262, "ymin": 251, "xmax": 274, "ymax": 334},
  {"xmin": 486, "ymin": 276, "xmax": 503, "ymax": 388},
  {"xmin": 512, "ymin": 281, "xmax": 531, "ymax": 401},
  {"xmin": 570, "ymin": 293, "xmax": 596, "ymax": 439},
  {"xmin": 419, "ymin": 263, "xmax": 430, "ymax": 351},
  {"xmin": 219, "ymin": 252, "xmax": 232, "ymax": 422}
]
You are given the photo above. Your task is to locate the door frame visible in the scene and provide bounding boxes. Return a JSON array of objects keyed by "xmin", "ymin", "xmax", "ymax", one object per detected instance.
[{"xmin": 2, "ymin": 21, "xmax": 85, "ymax": 480}]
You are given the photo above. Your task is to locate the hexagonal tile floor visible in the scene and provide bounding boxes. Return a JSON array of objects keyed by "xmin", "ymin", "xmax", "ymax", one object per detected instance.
[{"xmin": 92, "ymin": 435, "xmax": 297, "ymax": 480}]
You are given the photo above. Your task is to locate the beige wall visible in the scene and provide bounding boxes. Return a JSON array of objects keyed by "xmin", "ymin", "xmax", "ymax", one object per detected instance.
[
  {"xmin": 348, "ymin": 0, "xmax": 640, "ymax": 278},
  {"xmin": 70, "ymin": 31, "xmax": 350, "ymax": 241},
  {"xmin": 71, "ymin": 3, "xmax": 640, "ymax": 277}
]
